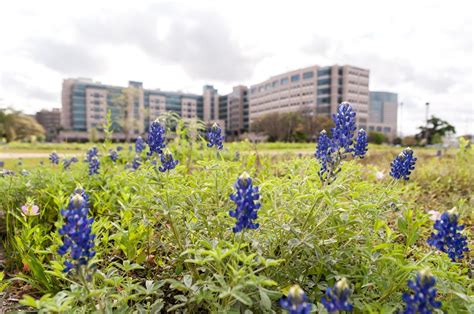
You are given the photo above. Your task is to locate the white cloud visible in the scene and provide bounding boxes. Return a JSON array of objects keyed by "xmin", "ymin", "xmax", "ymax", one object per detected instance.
[{"xmin": 0, "ymin": 0, "xmax": 472, "ymax": 135}]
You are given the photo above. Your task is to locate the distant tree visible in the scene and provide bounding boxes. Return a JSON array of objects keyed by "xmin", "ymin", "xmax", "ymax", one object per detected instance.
[
  {"xmin": 111, "ymin": 87, "xmax": 142, "ymax": 141},
  {"xmin": 403, "ymin": 136, "xmax": 417, "ymax": 146},
  {"xmin": 252, "ymin": 111, "xmax": 333, "ymax": 142},
  {"xmin": 416, "ymin": 115, "xmax": 456, "ymax": 145},
  {"xmin": 0, "ymin": 108, "xmax": 45, "ymax": 142},
  {"xmin": 392, "ymin": 137, "xmax": 402, "ymax": 145},
  {"xmin": 368, "ymin": 131, "xmax": 387, "ymax": 144}
]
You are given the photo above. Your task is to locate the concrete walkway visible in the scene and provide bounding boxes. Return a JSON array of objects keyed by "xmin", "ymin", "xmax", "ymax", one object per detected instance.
[{"xmin": 0, "ymin": 152, "xmax": 78, "ymax": 159}]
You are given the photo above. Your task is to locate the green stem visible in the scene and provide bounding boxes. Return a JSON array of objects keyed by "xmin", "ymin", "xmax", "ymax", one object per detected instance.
[
  {"xmin": 379, "ymin": 251, "xmax": 434, "ymax": 301},
  {"xmin": 236, "ymin": 230, "xmax": 245, "ymax": 254}
]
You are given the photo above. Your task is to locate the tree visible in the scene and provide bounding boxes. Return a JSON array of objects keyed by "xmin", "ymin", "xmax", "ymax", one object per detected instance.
[
  {"xmin": 416, "ymin": 115, "xmax": 456, "ymax": 145},
  {"xmin": 111, "ymin": 87, "xmax": 142, "ymax": 141},
  {"xmin": 0, "ymin": 108, "xmax": 45, "ymax": 142},
  {"xmin": 368, "ymin": 131, "xmax": 388, "ymax": 144},
  {"xmin": 251, "ymin": 111, "xmax": 333, "ymax": 142}
]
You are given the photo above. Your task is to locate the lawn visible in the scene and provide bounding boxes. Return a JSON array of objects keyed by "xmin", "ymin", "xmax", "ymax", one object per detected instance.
[{"xmin": 0, "ymin": 131, "xmax": 472, "ymax": 312}]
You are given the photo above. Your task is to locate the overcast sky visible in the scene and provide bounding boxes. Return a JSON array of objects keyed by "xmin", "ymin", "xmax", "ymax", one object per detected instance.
[{"xmin": 0, "ymin": 0, "xmax": 472, "ymax": 135}]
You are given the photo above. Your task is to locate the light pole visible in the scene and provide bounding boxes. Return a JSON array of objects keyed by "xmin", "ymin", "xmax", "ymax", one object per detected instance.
[
  {"xmin": 399, "ymin": 101, "xmax": 403, "ymax": 138},
  {"xmin": 425, "ymin": 102, "xmax": 430, "ymax": 144},
  {"xmin": 425, "ymin": 102, "xmax": 430, "ymax": 125}
]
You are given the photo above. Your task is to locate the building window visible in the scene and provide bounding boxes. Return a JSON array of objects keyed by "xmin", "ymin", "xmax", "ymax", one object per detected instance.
[
  {"xmin": 318, "ymin": 68, "xmax": 331, "ymax": 77},
  {"xmin": 369, "ymin": 126, "xmax": 374, "ymax": 131},
  {"xmin": 280, "ymin": 77, "xmax": 289, "ymax": 85},
  {"xmin": 318, "ymin": 78, "xmax": 331, "ymax": 85},
  {"xmin": 303, "ymin": 71, "xmax": 314, "ymax": 80},
  {"xmin": 318, "ymin": 97, "xmax": 330, "ymax": 105},
  {"xmin": 318, "ymin": 88, "xmax": 330, "ymax": 95},
  {"xmin": 376, "ymin": 126, "xmax": 382, "ymax": 132},
  {"xmin": 291, "ymin": 74, "xmax": 300, "ymax": 82},
  {"xmin": 272, "ymin": 80, "xmax": 278, "ymax": 87},
  {"xmin": 383, "ymin": 127, "xmax": 391, "ymax": 133}
]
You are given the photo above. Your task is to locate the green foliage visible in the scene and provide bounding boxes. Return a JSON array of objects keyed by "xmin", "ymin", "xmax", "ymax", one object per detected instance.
[
  {"xmin": 0, "ymin": 107, "xmax": 46, "ymax": 142},
  {"xmin": 416, "ymin": 115, "xmax": 456, "ymax": 145},
  {"xmin": 368, "ymin": 131, "xmax": 388, "ymax": 144},
  {"xmin": 0, "ymin": 127, "xmax": 472, "ymax": 312},
  {"xmin": 252, "ymin": 111, "xmax": 333, "ymax": 142}
]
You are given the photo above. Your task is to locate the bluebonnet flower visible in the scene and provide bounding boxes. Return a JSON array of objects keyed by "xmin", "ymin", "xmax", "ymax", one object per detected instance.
[
  {"xmin": 135, "ymin": 136, "xmax": 146, "ymax": 153},
  {"xmin": 86, "ymin": 147, "xmax": 99, "ymax": 163},
  {"xmin": 353, "ymin": 129, "xmax": 368, "ymax": 158},
  {"xmin": 158, "ymin": 149, "xmax": 178, "ymax": 172},
  {"xmin": 229, "ymin": 172, "xmax": 261, "ymax": 233},
  {"xmin": 279, "ymin": 285, "xmax": 312, "ymax": 314},
  {"xmin": 390, "ymin": 148, "xmax": 417, "ymax": 180},
  {"xmin": 331, "ymin": 102, "xmax": 356, "ymax": 153},
  {"xmin": 109, "ymin": 149, "xmax": 118, "ymax": 162},
  {"xmin": 315, "ymin": 130, "xmax": 333, "ymax": 179},
  {"xmin": 63, "ymin": 157, "xmax": 78, "ymax": 170},
  {"xmin": 402, "ymin": 270, "xmax": 441, "ymax": 314},
  {"xmin": 321, "ymin": 278, "xmax": 353, "ymax": 312},
  {"xmin": 88, "ymin": 157, "xmax": 100, "ymax": 175},
  {"xmin": 1, "ymin": 169, "xmax": 15, "ymax": 176},
  {"xmin": 315, "ymin": 103, "xmax": 368, "ymax": 184},
  {"xmin": 49, "ymin": 152, "xmax": 60, "ymax": 164},
  {"xmin": 132, "ymin": 155, "xmax": 142, "ymax": 170},
  {"xmin": 116, "ymin": 145, "xmax": 124, "ymax": 152},
  {"xmin": 427, "ymin": 210, "xmax": 469, "ymax": 261},
  {"xmin": 147, "ymin": 120, "xmax": 166, "ymax": 156},
  {"xmin": 207, "ymin": 123, "xmax": 224, "ymax": 150},
  {"xmin": 57, "ymin": 189, "xmax": 96, "ymax": 273}
]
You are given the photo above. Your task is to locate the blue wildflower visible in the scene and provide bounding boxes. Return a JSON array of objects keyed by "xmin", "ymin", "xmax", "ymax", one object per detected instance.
[
  {"xmin": 207, "ymin": 123, "xmax": 224, "ymax": 150},
  {"xmin": 1, "ymin": 169, "xmax": 15, "ymax": 176},
  {"xmin": 331, "ymin": 102, "xmax": 357, "ymax": 153},
  {"xmin": 132, "ymin": 155, "xmax": 142, "ymax": 170},
  {"xmin": 427, "ymin": 210, "xmax": 469, "ymax": 261},
  {"xmin": 57, "ymin": 189, "xmax": 96, "ymax": 273},
  {"xmin": 353, "ymin": 129, "xmax": 368, "ymax": 158},
  {"xmin": 49, "ymin": 152, "xmax": 60, "ymax": 165},
  {"xmin": 63, "ymin": 156, "xmax": 78, "ymax": 170},
  {"xmin": 86, "ymin": 147, "xmax": 99, "ymax": 163},
  {"xmin": 109, "ymin": 149, "xmax": 118, "ymax": 162},
  {"xmin": 402, "ymin": 270, "xmax": 441, "ymax": 314},
  {"xmin": 116, "ymin": 145, "xmax": 124, "ymax": 152},
  {"xmin": 229, "ymin": 172, "xmax": 261, "ymax": 233},
  {"xmin": 135, "ymin": 136, "xmax": 146, "ymax": 153},
  {"xmin": 279, "ymin": 285, "xmax": 312, "ymax": 314},
  {"xmin": 88, "ymin": 157, "xmax": 100, "ymax": 175},
  {"xmin": 158, "ymin": 149, "xmax": 178, "ymax": 172},
  {"xmin": 390, "ymin": 147, "xmax": 417, "ymax": 180},
  {"xmin": 321, "ymin": 278, "xmax": 353, "ymax": 313},
  {"xmin": 147, "ymin": 120, "xmax": 166, "ymax": 156},
  {"xmin": 315, "ymin": 130, "xmax": 333, "ymax": 179}
]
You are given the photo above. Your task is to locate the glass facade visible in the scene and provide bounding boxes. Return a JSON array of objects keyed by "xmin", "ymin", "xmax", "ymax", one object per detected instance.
[{"xmin": 303, "ymin": 71, "xmax": 314, "ymax": 79}]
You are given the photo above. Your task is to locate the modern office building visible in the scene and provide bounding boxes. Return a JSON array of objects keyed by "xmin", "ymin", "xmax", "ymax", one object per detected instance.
[
  {"xmin": 368, "ymin": 91, "xmax": 398, "ymax": 140},
  {"xmin": 60, "ymin": 64, "xmax": 393, "ymax": 142},
  {"xmin": 248, "ymin": 65, "xmax": 370, "ymax": 130},
  {"xmin": 226, "ymin": 86, "xmax": 249, "ymax": 136},
  {"xmin": 35, "ymin": 108, "xmax": 61, "ymax": 141},
  {"xmin": 60, "ymin": 79, "xmax": 205, "ymax": 141}
]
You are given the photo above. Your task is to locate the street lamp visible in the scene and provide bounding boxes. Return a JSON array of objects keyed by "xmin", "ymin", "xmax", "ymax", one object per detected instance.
[
  {"xmin": 425, "ymin": 102, "xmax": 430, "ymax": 125},
  {"xmin": 425, "ymin": 102, "xmax": 430, "ymax": 144}
]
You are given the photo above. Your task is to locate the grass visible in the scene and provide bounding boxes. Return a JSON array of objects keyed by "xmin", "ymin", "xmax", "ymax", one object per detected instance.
[{"xmin": 0, "ymin": 139, "xmax": 472, "ymax": 312}]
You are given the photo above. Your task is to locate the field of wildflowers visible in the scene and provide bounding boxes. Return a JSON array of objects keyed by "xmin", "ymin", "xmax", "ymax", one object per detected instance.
[{"xmin": 0, "ymin": 104, "xmax": 472, "ymax": 313}]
